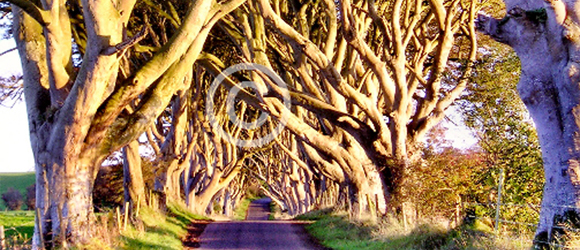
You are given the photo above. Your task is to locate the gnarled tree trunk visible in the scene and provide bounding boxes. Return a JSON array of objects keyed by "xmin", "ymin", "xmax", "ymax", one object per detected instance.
[
  {"xmin": 123, "ymin": 139, "xmax": 146, "ymax": 213},
  {"xmin": 478, "ymin": 0, "xmax": 580, "ymax": 243},
  {"xmin": 10, "ymin": 0, "xmax": 246, "ymax": 247}
]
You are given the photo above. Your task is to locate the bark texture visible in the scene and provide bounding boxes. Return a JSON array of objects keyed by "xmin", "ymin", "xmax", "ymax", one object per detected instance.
[
  {"xmin": 478, "ymin": 0, "xmax": 580, "ymax": 242},
  {"xmin": 10, "ymin": 0, "xmax": 246, "ymax": 247},
  {"xmin": 123, "ymin": 139, "xmax": 146, "ymax": 213}
]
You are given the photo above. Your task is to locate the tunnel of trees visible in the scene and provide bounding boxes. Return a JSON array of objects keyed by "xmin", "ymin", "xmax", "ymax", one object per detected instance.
[{"xmin": 0, "ymin": 0, "xmax": 579, "ymax": 249}]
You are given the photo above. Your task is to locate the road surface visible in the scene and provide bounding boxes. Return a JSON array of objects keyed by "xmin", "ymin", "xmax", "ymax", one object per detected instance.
[{"xmin": 197, "ymin": 198, "xmax": 322, "ymax": 250}]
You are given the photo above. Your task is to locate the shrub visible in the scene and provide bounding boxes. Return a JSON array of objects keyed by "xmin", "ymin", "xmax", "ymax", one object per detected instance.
[
  {"xmin": 25, "ymin": 183, "xmax": 36, "ymax": 210},
  {"xmin": 2, "ymin": 187, "xmax": 23, "ymax": 211},
  {"xmin": 93, "ymin": 164, "xmax": 124, "ymax": 210}
]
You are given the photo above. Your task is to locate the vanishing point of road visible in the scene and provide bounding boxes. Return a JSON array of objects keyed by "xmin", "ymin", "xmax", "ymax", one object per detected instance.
[{"xmin": 197, "ymin": 198, "xmax": 324, "ymax": 250}]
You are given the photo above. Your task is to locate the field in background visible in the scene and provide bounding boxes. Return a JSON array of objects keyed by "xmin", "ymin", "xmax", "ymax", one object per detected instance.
[
  {"xmin": 0, "ymin": 211, "xmax": 35, "ymax": 247},
  {"xmin": 0, "ymin": 172, "xmax": 35, "ymax": 210}
]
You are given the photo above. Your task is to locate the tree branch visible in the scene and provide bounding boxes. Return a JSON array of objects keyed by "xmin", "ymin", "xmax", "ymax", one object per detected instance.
[
  {"xmin": 101, "ymin": 26, "xmax": 148, "ymax": 56},
  {"xmin": 4, "ymin": 0, "xmax": 50, "ymax": 25},
  {"xmin": 0, "ymin": 47, "xmax": 16, "ymax": 57}
]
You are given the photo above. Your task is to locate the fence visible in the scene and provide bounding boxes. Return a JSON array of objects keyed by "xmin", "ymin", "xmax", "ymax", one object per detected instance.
[
  {"xmin": 0, "ymin": 212, "xmax": 33, "ymax": 250},
  {"xmin": 464, "ymin": 169, "xmax": 580, "ymax": 249},
  {"xmin": 0, "ymin": 201, "xmax": 139, "ymax": 250}
]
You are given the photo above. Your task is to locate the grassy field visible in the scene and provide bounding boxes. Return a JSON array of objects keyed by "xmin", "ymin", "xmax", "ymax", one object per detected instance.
[
  {"xmin": 0, "ymin": 211, "xmax": 35, "ymax": 247},
  {"xmin": 0, "ymin": 172, "xmax": 35, "ymax": 210}
]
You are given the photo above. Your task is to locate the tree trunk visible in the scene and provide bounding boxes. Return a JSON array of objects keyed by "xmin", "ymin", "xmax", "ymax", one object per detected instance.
[
  {"xmin": 123, "ymin": 140, "xmax": 146, "ymax": 213},
  {"xmin": 163, "ymin": 161, "xmax": 184, "ymax": 203},
  {"xmin": 13, "ymin": 5, "xmax": 107, "ymax": 247},
  {"xmin": 191, "ymin": 184, "xmax": 222, "ymax": 215},
  {"xmin": 478, "ymin": 0, "xmax": 580, "ymax": 242},
  {"xmin": 34, "ymin": 150, "xmax": 99, "ymax": 248},
  {"xmin": 10, "ymin": 0, "xmax": 246, "ymax": 246}
]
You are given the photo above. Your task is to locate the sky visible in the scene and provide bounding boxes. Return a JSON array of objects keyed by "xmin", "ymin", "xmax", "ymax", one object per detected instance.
[
  {"xmin": 0, "ymin": 38, "xmax": 35, "ymax": 173},
  {"xmin": 0, "ymin": 101, "xmax": 34, "ymax": 172},
  {"xmin": 0, "ymin": 36, "xmax": 477, "ymax": 173}
]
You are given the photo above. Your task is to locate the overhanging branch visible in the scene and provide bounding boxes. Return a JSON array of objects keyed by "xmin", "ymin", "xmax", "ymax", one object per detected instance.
[{"xmin": 4, "ymin": 0, "xmax": 50, "ymax": 25}]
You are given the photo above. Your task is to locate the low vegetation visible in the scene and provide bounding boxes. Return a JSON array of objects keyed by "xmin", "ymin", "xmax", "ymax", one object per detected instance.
[
  {"xmin": 0, "ymin": 172, "xmax": 35, "ymax": 210},
  {"xmin": 268, "ymin": 202, "xmax": 279, "ymax": 220},
  {"xmin": 0, "ymin": 211, "xmax": 34, "ymax": 248},
  {"xmin": 233, "ymin": 197, "xmax": 260, "ymax": 220},
  {"xmin": 0, "ymin": 203, "xmax": 210, "ymax": 250},
  {"xmin": 1, "ymin": 187, "xmax": 23, "ymax": 210},
  {"xmin": 118, "ymin": 203, "xmax": 210, "ymax": 250},
  {"xmin": 296, "ymin": 209, "xmax": 534, "ymax": 250}
]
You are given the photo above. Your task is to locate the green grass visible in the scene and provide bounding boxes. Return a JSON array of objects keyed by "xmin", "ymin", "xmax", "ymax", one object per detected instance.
[
  {"xmin": 0, "ymin": 211, "xmax": 35, "ymax": 247},
  {"xmin": 0, "ymin": 198, "xmax": 213, "ymax": 250},
  {"xmin": 0, "ymin": 172, "xmax": 35, "ymax": 210},
  {"xmin": 119, "ymin": 203, "xmax": 211, "ymax": 250},
  {"xmin": 296, "ymin": 209, "xmax": 529, "ymax": 250},
  {"xmin": 233, "ymin": 198, "xmax": 254, "ymax": 220},
  {"xmin": 0, "ymin": 202, "xmax": 210, "ymax": 249},
  {"xmin": 268, "ymin": 202, "xmax": 277, "ymax": 220}
]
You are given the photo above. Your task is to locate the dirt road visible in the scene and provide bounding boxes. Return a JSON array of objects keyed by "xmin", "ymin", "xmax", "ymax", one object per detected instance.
[{"xmin": 196, "ymin": 198, "xmax": 324, "ymax": 250}]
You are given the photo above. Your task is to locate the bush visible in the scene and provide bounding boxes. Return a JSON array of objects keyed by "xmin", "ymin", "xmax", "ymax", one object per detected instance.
[
  {"xmin": 93, "ymin": 164, "xmax": 124, "ymax": 210},
  {"xmin": 2, "ymin": 187, "xmax": 23, "ymax": 211},
  {"xmin": 25, "ymin": 184, "xmax": 36, "ymax": 210}
]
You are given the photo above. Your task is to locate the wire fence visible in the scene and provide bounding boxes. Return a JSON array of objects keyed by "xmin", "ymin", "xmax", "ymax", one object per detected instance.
[{"xmin": 463, "ymin": 169, "xmax": 580, "ymax": 249}]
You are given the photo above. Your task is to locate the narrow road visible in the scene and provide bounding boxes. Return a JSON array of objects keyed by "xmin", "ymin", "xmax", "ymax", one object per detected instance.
[{"xmin": 197, "ymin": 198, "xmax": 323, "ymax": 250}]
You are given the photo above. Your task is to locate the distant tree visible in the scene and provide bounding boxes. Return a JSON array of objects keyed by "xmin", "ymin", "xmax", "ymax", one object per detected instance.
[
  {"xmin": 1, "ymin": 187, "xmax": 23, "ymax": 210},
  {"xmin": 25, "ymin": 183, "xmax": 35, "ymax": 210},
  {"xmin": 413, "ymin": 126, "xmax": 488, "ymax": 222},
  {"xmin": 460, "ymin": 46, "xmax": 544, "ymax": 228},
  {"xmin": 0, "ymin": 75, "xmax": 23, "ymax": 106}
]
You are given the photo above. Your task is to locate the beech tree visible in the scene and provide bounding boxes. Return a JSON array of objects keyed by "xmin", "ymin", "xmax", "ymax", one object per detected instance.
[
  {"xmin": 249, "ymin": 134, "xmax": 322, "ymax": 216},
  {"xmin": 204, "ymin": 0, "xmax": 479, "ymax": 218},
  {"xmin": 461, "ymin": 47, "xmax": 544, "ymax": 221},
  {"xmin": 179, "ymin": 89, "xmax": 254, "ymax": 214},
  {"xmin": 477, "ymin": 0, "xmax": 580, "ymax": 243},
  {"xmin": 1, "ymin": 0, "xmax": 482, "ymax": 246},
  {"xmin": 4, "ymin": 0, "xmax": 246, "ymax": 248}
]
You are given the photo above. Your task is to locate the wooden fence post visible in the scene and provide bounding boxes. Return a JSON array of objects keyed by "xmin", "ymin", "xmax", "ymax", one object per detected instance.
[
  {"xmin": 123, "ymin": 202, "xmax": 130, "ymax": 231},
  {"xmin": 494, "ymin": 168, "xmax": 505, "ymax": 235},
  {"xmin": 1, "ymin": 225, "xmax": 5, "ymax": 250},
  {"xmin": 116, "ymin": 206, "xmax": 122, "ymax": 233}
]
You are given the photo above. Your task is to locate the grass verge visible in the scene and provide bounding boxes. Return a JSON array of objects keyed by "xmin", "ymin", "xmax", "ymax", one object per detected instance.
[
  {"xmin": 233, "ymin": 198, "xmax": 255, "ymax": 220},
  {"xmin": 0, "ymin": 202, "xmax": 211, "ymax": 249},
  {"xmin": 296, "ymin": 209, "xmax": 532, "ymax": 250},
  {"xmin": 74, "ymin": 203, "xmax": 210, "ymax": 250},
  {"xmin": 118, "ymin": 203, "xmax": 210, "ymax": 250},
  {"xmin": 268, "ymin": 202, "xmax": 278, "ymax": 220}
]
